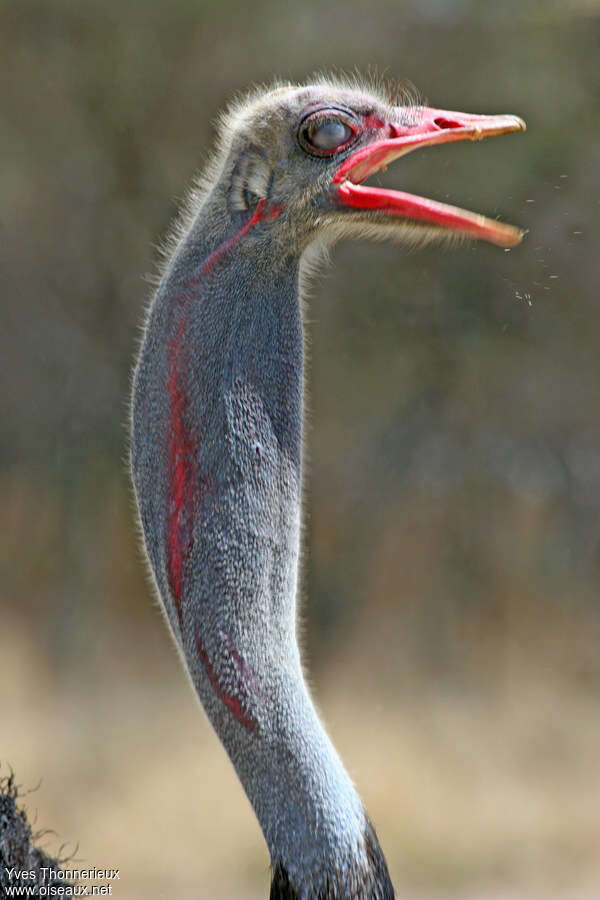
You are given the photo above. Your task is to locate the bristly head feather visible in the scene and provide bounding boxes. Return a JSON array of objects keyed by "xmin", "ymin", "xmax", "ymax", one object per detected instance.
[
  {"xmin": 151, "ymin": 70, "xmax": 425, "ymax": 275},
  {"xmin": 150, "ymin": 71, "xmax": 523, "ymax": 289}
]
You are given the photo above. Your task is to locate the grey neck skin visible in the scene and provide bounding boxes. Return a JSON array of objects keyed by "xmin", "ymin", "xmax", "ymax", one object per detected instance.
[{"xmin": 131, "ymin": 191, "xmax": 394, "ymax": 899}]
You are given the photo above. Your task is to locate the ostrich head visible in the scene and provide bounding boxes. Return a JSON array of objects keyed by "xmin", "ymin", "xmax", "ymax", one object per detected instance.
[
  {"xmin": 132, "ymin": 77, "xmax": 526, "ymax": 900},
  {"xmin": 188, "ymin": 77, "xmax": 525, "ymax": 260}
]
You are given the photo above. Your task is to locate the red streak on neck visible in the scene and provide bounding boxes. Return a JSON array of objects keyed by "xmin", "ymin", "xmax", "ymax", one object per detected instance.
[
  {"xmin": 195, "ymin": 630, "xmax": 257, "ymax": 731},
  {"xmin": 167, "ymin": 320, "xmax": 197, "ymax": 625},
  {"xmin": 195, "ymin": 199, "xmax": 283, "ymax": 280}
]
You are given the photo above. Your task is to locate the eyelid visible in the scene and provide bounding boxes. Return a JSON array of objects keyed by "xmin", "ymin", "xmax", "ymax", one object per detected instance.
[{"xmin": 299, "ymin": 106, "xmax": 358, "ymax": 129}]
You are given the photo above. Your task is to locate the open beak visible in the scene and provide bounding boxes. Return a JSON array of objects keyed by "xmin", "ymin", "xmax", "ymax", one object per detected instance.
[{"xmin": 332, "ymin": 106, "xmax": 526, "ymax": 248}]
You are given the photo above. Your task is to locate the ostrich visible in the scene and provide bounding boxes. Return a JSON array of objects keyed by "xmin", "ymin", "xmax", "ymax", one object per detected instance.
[{"xmin": 130, "ymin": 77, "xmax": 525, "ymax": 899}]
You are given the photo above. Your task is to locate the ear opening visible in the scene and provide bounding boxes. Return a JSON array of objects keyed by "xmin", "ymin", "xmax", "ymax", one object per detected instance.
[{"xmin": 230, "ymin": 146, "xmax": 272, "ymax": 212}]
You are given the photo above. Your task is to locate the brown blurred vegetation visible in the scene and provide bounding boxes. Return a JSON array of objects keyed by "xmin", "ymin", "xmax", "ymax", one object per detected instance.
[{"xmin": 2, "ymin": 0, "xmax": 599, "ymax": 897}]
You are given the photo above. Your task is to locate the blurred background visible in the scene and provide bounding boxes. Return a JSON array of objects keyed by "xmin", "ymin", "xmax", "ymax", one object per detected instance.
[{"xmin": 2, "ymin": 0, "xmax": 599, "ymax": 897}]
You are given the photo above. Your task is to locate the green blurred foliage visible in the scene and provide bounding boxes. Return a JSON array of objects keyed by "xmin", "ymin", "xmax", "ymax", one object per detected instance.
[{"xmin": 1, "ymin": 0, "xmax": 599, "ymax": 690}]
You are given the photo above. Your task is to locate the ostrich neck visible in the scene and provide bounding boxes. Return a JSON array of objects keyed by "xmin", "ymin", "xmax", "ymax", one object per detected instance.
[{"xmin": 132, "ymin": 198, "xmax": 393, "ymax": 897}]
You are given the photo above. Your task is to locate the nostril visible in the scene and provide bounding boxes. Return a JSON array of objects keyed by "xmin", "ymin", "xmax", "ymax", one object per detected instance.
[{"xmin": 433, "ymin": 117, "xmax": 462, "ymax": 130}]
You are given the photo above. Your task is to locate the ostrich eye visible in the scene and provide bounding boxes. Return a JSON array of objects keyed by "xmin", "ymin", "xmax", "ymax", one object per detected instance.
[
  {"xmin": 309, "ymin": 119, "xmax": 352, "ymax": 149},
  {"xmin": 299, "ymin": 111, "xmax": 357, "ymax": 156}
]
